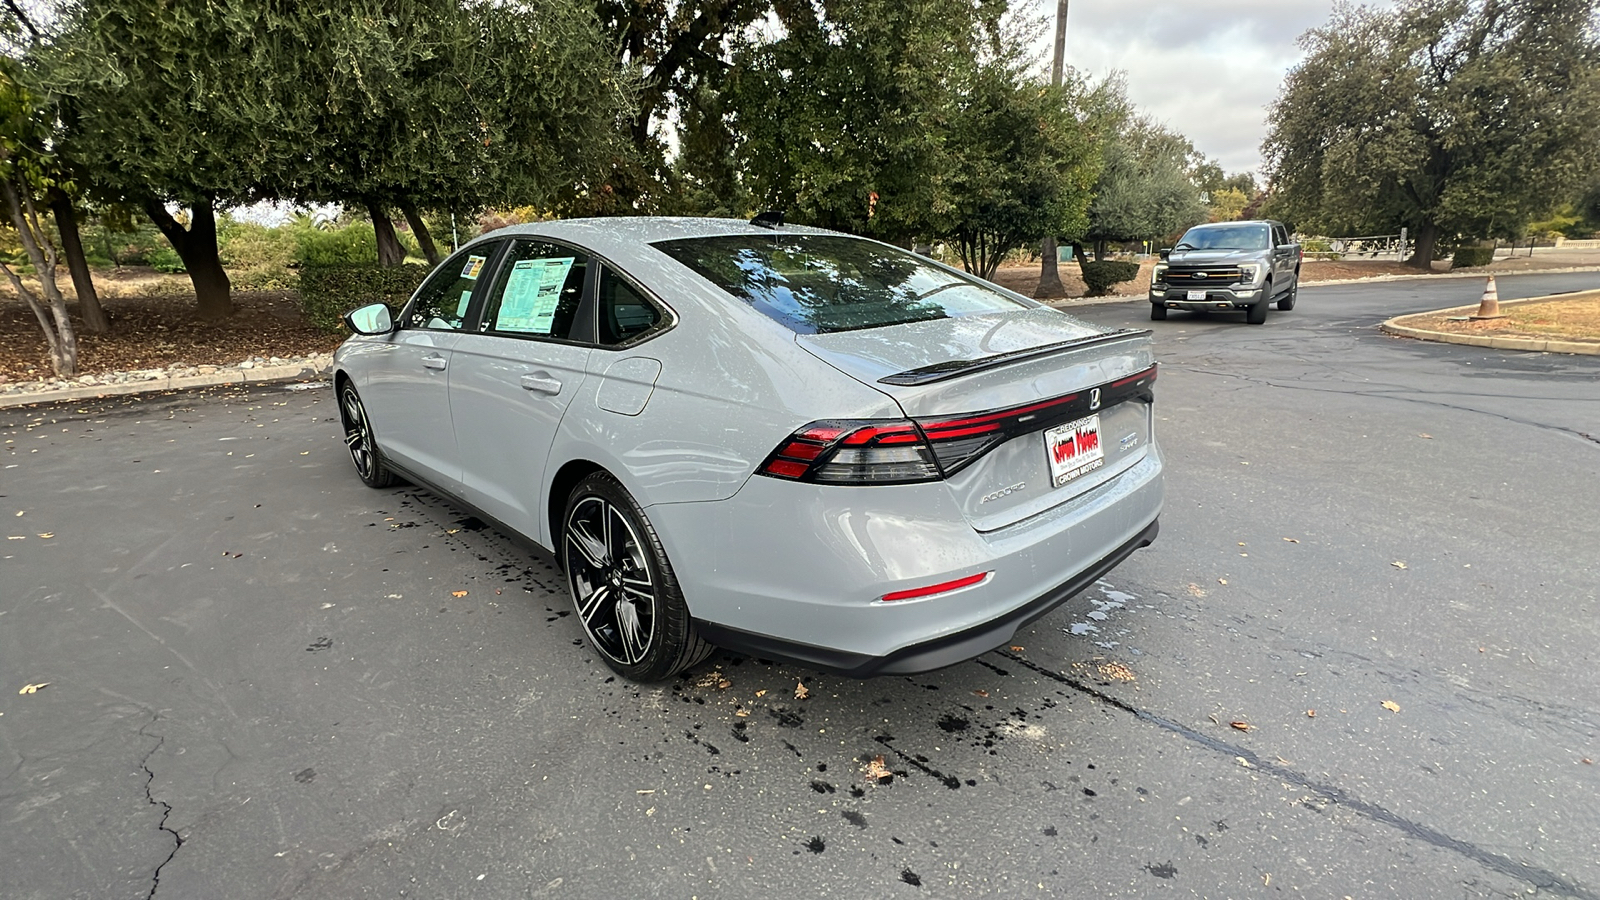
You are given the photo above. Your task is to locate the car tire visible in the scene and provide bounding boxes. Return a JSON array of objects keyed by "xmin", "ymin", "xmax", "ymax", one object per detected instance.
[
  {"xmin": 1246, "ymin": 295, "xmax": 1269, "ymax": 325},
  {"xmin": 561, "ymin": 472, "xmax": 713, "ymax": 681},
  {"xmin": 338, "ymin": 381, "xmax": 396, "ymax": 489},
  {"xmin": 1150, "ymin": 303, "xmax": 1168, "ymax": 321},
  {"xmin": 1277, "ymin": 277, "xmax": 1298, "ymax": 311}
]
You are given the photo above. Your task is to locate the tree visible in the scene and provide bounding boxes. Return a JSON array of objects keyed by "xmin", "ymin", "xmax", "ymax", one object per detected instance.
[
  {"xmin": 0, "ymin": 63, "xmax": 77, "ymax": 376},
  {"xmin": 1263, "ymin": 0, "xmax": 1600, "ymax": 268},
  {"xmin": 718, "ymin": 0, "xmax": 1008, "ymax": 243},
  {"xmin": 938, "ymin": 63, "xmax": 1100, "ymax": 280},
  {"xmin": 1079, "ymin": 82, "xmax": 1207, "ymax": 262},
  {"xmin": 294, "ymin": 0, "xmax": 636, "ymax": 265}
]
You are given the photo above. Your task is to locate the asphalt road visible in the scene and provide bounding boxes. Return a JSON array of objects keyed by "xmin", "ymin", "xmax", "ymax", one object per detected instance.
[{"xmin": 3, "ymin": 272, "xmax": 1597, "ymax": 899}]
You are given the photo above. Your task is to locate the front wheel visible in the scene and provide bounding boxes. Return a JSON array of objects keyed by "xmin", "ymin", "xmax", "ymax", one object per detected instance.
[
  {"xmin": 1246, "ymin": 296, "xmax": 1268, "ymax": 325},
  {"xmin": 1150, "ymin": 303, "xmax": 1168, "ymax": 321},
  {"xmin": 561, "ymin": 472, "xmax": 712, "ymax": 681},
  {"xmin": 339, "ymin": 381, "xmax": 395, "ymax": 488}
]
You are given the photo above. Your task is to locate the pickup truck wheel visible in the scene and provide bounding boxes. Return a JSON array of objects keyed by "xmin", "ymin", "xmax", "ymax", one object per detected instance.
[
  {"xmin": 1246, "ymin": 290, "xmax": 1269, "ymax": 325},
  {"xmin": 1277, "ymin": 279, "xmax": 1298, "ymax": 311},
  {"xmin": 1150, "ymin": 303, "xmax": 1168, "ymax": 320}
]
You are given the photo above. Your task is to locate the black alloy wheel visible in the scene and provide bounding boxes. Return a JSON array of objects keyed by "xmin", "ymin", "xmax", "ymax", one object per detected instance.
[
  {"xmin": 562, "ymin": 473, "xmax": 711, "ymax": 680},
  {"xmin": 339, "ymin": 382, "xmax": 394, "ymax": 488}
]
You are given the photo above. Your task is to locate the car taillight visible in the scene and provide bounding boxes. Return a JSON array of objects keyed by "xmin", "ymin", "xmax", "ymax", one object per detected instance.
[{"xmin": 756, "ymin": 364, "xmax": 1158, "ymax": 486}]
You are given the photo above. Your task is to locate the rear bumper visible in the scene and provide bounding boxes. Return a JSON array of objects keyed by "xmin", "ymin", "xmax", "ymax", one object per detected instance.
[
  {"xmin": 694, "ymin": 517, "xmax": 1158, "ymax": 676},
  {"xmin": 1150, "ymin": 286, "xmax": 1259, "ymax": 310},
  {"xmin": 648, "ymin": 444, "xmax": 1164, "ymax": 675}
]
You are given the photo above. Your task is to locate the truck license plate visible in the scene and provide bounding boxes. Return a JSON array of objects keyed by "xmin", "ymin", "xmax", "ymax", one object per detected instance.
[
  {"xmin": 1186, "ymin": 290, "xmax": 1206, "ymax": 300},
  {"xmin": 1046, "ymin": 415, "xmax": 1105, "ymax": 487}
]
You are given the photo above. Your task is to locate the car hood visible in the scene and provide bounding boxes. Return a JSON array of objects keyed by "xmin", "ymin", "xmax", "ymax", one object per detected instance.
[
  {"xmin": 1165, "ymin": 249, "xmax": 1263, "ymax": 265},
  {"xmin": 794, "ymin": 307, "xmax": 1108, "ymax": 385}
]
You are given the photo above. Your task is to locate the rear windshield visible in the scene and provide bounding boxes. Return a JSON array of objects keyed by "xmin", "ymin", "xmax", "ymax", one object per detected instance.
[
  {"xmin": 1176, "ymin": 223, "xmax": 1271, "ymax": 251},
  {"xmin": 652, "ymin": 234, "xmax": 1027, "ymax": 334}
]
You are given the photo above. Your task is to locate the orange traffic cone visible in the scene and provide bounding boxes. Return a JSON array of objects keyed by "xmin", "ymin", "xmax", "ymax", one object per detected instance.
[{"xmin": 1471, "ymin": 275, "xmax": 1504, "ymax": 320}]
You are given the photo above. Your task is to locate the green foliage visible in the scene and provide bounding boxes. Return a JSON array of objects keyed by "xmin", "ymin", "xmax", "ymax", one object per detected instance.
[
  {"xmin": 1080, "ymin": 260, "xmax": 1140, "ymax": 296},
  {"xmin": 1452, "ymin": 246, "xmax": 1496, "ymax": 268},
  {"xmin": 147, "ymin": 245, "xmax": 185, "ymax": 273},
  {"xmin": 295, "ymin": 222, "xmax": 378, "ymax": 267},
  {"xmin": 1083, "ymin": 77, "xmax": 1208, "ymax": 246},
  {"xmin": 297, "ymin": 263, "xmax": 428, "ymax": 334},
  {"xmin": 217, "ymin": 218, "xmax": 296, "ymax": 288},
  {"xmin": 1264, "ymin": 0, "xmax": 1600, "ymax": 261}
]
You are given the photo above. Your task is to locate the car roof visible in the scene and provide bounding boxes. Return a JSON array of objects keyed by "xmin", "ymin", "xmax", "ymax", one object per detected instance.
[{"xmin": 461, "ymin": 216, "xmax": 845, "ymax": 264}]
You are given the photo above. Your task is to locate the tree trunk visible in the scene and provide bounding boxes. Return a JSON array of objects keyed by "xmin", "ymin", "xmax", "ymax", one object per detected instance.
[
  {"xmin": 144, "ymin": 197, "xmax": 233, "ymax": 321},
  {"xmin": 1072, "ymin": 242, "xmax": 1091, "ymax": 268},
  {"xmin": 49, "ymin": 190, "xmax": 110, "ymax": 334},
  {"xmin": 1406, "ymin": 223, "xmax": 1439, "ymax": 270},
  {"xmin": 1093, "ymin": 239, "xmax": 1108, "ymax": 261},
  {"xmin": 398, "ymin": 199, "xmax": 441, "ymax": 265},
  {"xmin": 1035, "ymin": 237, "xmax": 1066, "ymax": 299},
  {"xmin": 368, "ymin": 200, "xmax": 406, "ymax": 267},
  {"xmin": 3, "ymin": 178, "xmax": 77, "ymax": 377}
]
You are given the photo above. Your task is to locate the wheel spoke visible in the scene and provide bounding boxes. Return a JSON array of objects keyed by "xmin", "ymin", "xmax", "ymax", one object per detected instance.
[
  {"xmin": 575, "ymin": 582, "xmax": 609, "ymax": 627},
  {"xmin": 566, "ymin": 528, "xmax": 607, "ymax": 573},
  {"xmin": 616, "ymin": 599, "xmax": 647, "ymax": 664}
]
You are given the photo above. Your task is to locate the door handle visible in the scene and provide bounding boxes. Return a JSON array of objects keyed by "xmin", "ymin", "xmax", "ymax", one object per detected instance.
[
  {"xmin": 421, "ymin": 354, "xmax": 447, "ymax": 371},
  {"xmin": 520, "ymin": 373, "xmax": 562, "ymax": 395}
]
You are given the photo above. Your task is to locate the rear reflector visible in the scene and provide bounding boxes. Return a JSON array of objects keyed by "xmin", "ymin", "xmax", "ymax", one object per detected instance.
[{"xmin": 879, "ymin": 571, "xmax": 993, "ymax": 603}]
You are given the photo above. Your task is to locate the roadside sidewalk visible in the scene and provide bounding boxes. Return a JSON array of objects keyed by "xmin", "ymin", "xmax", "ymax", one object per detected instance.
[{"xmin": 0, "ymin": 353, "xmax": 334, "ymax": 409}]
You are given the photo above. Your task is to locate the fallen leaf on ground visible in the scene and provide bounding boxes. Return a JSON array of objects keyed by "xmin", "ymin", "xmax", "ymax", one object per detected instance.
[
  {"xmin": 1418, "ymin": 433, "xmax": 1432, "ymax": 439},
  {"xmin": 1381, "ymin": 700, "xmax": 1401, "ymax": 712},
  {"xmin": 635, "ymin": 789, "xmax": 655, "ymax": 794},
  {"xmin": 755, "ymin": 689, "xmax": 767, "ymax": 698},
  {"xmin": 320, "ymin": 603, "xmax": 335, "ymax": 610},
  {"xmin": 1218, "ymin": 578, "xmax": 1228, "ymax": 585},
  {"xmin": 13, "ymin": 510, "xmax": 21, "ymax": 516},
  {"xmin": 1306, "ymin": 710, "xmax": 1316, "ymax": 718},
  {"xmin": 1283, "ymin": 537, "xmax": 1299, "ymax": 543},
  {"xmin": 1229, "ymin": 721, "xmax": 1254, "ymax": 731},
  {"xmin": 1582, "ymin": 758, "xmax": 1592, "ymax": 765},
  {"xmin": 1009, "ymin": 645, "xmax": 1024, "ymax": 653},
  {"xmin": 734, "ymin": 708, "xmax": 750, "ymax": 717},
  {"xmin": 6, "ymin": 535, "xmax": 23, "ymax": 540},
  {"xmin": 18, "ymin": 682, "xmax": 49, "ymax": 694},
  {"xmin": 973, "ymin": 689, "xmax": 989, "ymax": 698},
  {"xmin": 864, "ymin": 754, "xmax": 893, "ymax": 782},
  {"xmin": 450, "ymin": 590, "xmax": 468, "ymax": 598},
  {"xmin": 693, "ymin": 670, "xmax": 730, "ymax": 690},
  {"xmin": 1186, "ymin": 583, "xmax": 1207, "ymax": 597},
  {"xmin": 1391, "ymin": 561, "xmax": 1408, "ymax": 570},
  {"xmin": 795, "ymin": 681, "xmax": 810, "ymax": 700}
]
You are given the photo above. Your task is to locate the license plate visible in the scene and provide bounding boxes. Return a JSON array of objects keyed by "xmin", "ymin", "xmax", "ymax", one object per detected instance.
[
  {"xmin": 1187, "ymin": 290, "xmax": 1206, "ymax": 300},
  {"xmin": 1046, "ymin": 415, "xmax": 1105, "ymax": 487}
]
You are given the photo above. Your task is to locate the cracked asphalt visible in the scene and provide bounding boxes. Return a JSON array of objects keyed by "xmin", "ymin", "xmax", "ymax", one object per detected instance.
[{"xmin": 1, "ymin": 272, "xmax": 1596, "ymax": 899}]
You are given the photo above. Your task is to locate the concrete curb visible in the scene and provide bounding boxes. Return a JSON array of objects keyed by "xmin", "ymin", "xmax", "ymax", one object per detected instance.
[
  {"xmin": 1301, "ymin": 264, "xmax": 1600, "ymax": 288},
  {"xmin": 1379, "ymin": 291, "xmax": 1600, "ymax": 355},
  {"xmin": 0, "ymin": 358, "xmax": 334, "ymax": 410}
]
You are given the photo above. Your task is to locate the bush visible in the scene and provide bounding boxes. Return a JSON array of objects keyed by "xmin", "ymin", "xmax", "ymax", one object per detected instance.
[
  {"xmin": 298, "ymin": 264, "xmax": 429, "ymax": 334},
  {"xmin": 1080, "ymin": 260, "xmax": 1140, "ymax": 296},
  {"xmin": 219, "ymin": 219, "xmax": 297, "ymax": 290},
  {"xmin": 1451, "ymin": 245, "xmax": 1496, "ymax": 268},
  {"xmin": 295, "ymin": 222, "xmax": 380, "ymax": 267},
  {"xmin": 148, "ymin": 245, "xmax": 186, "ymax": 273}
]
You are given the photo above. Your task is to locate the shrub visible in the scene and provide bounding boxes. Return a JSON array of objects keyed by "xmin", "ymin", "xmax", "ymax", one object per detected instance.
[
  {"xmin": 298, "ymin": 264, "xmax": 429, "ymax": 334},
  {"xmin": 219, "ymin": 219, "xmax": 297, "ymax": 289},
  {"xmin": 148, "ymin": 245, "xmax": 186, "ymax": 273},
  {"xmin": 1080, "ymin": 260, "xmax": 1140, "ymax": 296},
  {"xmin": 1451, "ymin": 245, "xmax": 1496, "ymax": 268},
  {"xmin": 295, "ymin": 222, "xmax": 379, "ymax": 267}
]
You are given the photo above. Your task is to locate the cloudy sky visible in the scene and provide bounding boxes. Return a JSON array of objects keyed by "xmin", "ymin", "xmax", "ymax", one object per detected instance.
[{"xmin": 1033, "ymin": 1, "xmax": 1369, "ymax": 177}]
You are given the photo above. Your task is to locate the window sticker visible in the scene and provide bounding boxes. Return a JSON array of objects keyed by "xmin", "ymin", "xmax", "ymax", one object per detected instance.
[
  {"xmin": 460, "ymin": 255, "xmax": 487, "ymax": 280},
  {"xmin": 495, "ymin": 257, "xmax": 575, "ymax": 334},
  {"xmin": 456, "ymin": 289, "xmax": 473, "ymax": 317}
]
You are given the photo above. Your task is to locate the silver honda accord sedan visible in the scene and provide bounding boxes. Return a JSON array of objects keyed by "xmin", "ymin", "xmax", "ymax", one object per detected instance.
[{"xmin": 333, "ymin": 217, "xmax": 1163, "ymax": 681}]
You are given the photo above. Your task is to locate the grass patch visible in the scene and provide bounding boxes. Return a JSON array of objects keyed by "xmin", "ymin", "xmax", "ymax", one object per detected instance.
[{"xmin": 1392, "ymin": 290, "xmax": 1600, "ymax": 344}]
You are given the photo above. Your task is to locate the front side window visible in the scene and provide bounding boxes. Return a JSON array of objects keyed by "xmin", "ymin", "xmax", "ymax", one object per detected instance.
[
  {"xmin": 403, "ymin": 245, "xmax": 498, "ymax": 331},
  {"xmin": 1176, "ymin": 224, "xmax": 1271, "ymax": 251},
  {"xmin": 597, "ymin": 266, "xmax": 664, "ymax": 346},
  {"xmin": 479, "ymin": 240, "xmax": 589, "ymax": 340},
  {"xmin": 653, "ymin": 234, "xmax": 1026, "ymax": 335}
]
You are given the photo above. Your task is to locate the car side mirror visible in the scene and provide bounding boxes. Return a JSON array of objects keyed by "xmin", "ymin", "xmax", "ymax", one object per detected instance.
[
  {"xmin": 1158, "ymin": 249, "xmax": 1170, "ymax": 261},
  {"xmin": 343, "ymin": 303, "xmax": 394, "ymax": 336}
]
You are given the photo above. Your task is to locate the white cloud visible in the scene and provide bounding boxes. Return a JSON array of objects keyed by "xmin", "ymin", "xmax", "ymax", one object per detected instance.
[{"xmin": 1030, "ymin": 1, "xmax": 1390, "ymax": 176}]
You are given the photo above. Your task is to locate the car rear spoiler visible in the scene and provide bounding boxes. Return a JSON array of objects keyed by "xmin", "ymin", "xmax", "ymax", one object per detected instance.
[{"xmin": 877, "ymin": 329, "xmax": 1151, "ymax": 386}]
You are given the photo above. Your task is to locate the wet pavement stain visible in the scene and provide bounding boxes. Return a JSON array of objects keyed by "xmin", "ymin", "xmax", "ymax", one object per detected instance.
[
  {"xmin": 1144, "ymin": 861, "xmax": 1178, "ymax": 880},
  {"xmin": 900, "ymin": 868, "xmax": 922, "ymax": 886},
  {"xmin": 805, "ymin": 836, "xmax": 825, "ymax": 854}
]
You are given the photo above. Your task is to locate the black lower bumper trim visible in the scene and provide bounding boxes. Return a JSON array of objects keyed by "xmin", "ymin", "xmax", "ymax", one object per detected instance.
[{"xmin": 692, "ymin": 517, "xmax": 1159, "ymax": 678}]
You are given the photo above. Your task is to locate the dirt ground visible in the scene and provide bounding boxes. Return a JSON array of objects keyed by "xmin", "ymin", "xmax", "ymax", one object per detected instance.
[
  {"xmin": 5, "ymin": 251, "xmax": 1599, "ymax": 383},
  {"xmin": 1389, "ymin": 290, "xmax": 1600, "ymax": 345}
]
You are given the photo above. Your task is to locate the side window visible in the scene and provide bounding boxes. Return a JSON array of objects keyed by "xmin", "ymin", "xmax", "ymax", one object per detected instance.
[
  {"xmin": 480, "ymin": 240, "xmax": 589, "ymax": 340},
  {"xmin": 598, "ymin": 266, "xmax": 664, "ymax": 346},
  {"xmin": 402, "ymin": 246, "xmax": 497, "ymax": 331},
  {"xmin": 1272, "ymin": 225, "xmax": 1287, "ymax": 247}
]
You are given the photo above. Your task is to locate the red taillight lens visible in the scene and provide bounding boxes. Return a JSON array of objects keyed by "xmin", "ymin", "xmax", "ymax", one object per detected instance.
[{"xmin": 756, "ymin": 364, "xmax": 1157, "ymax": 485}]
